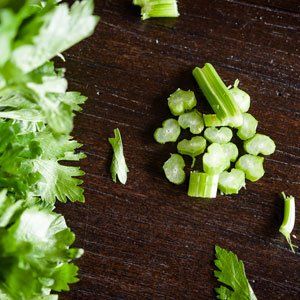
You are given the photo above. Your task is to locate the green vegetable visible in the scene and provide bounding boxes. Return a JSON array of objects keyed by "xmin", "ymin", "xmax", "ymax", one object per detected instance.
[
  {"xmin": 133, "ymin": 0, "xmax": 179, "ymax": 20},
  {"xmin": 177, "ymin": 136, "xmax": 206, "ymax": 167},
  {"xmin": 188, "ymin": 171, "xmax": 219, "ymax": 198},
  {"xmin": 203, "ymin": 143, "xmax": 227, "ymax": 174},
  {"xmin": 279, "ymin": 192, "xmax": 297, "ymax": 253},
  {"xmin": 154, "ymin": 118, "xmax": 181, "ymax": 144},
  {"xmin": 163, "ymin": 154, "xmax": 185, "ymax": 185},
  {"xmin": 221, "ymin": 143, "xmax": 238, "ymax": 163},
  {"xmin": 168, "ymin": 88, "xmax": 197, "ymax": 116},
  {"xmin": 204, "ymin": 127, "xmax": 233, "ymax": 144},
  {"xmin": 218, "ymin": 169, "xmax": 246, "ymax": 195},
  {"xmin": 229, "ymin": 79, "xmax": 250, "ymax": 113},
  {"xmin": 203, "ymin": 114, "xmax": 225, "ymax": 127},
  {"xmin": 214, "ymin": 245, "xmax": 257, "ymax": 300},
  {"xmin": 178, "ymin": 109, "xmax": 204, "ymax": 134},
  {"xmin": 244, "ymin": 133, "xmax": 276, "ymax": 156},
  {"xmin": 193, "ymin": 63, "xmax": 243, "ymax": 127},
  {"xmin": 237, "ymin": 113, "xmax": 258, "ymax": 140},
  {"xmin": 236, "ymin": 154, "xmax": 264, "ymax": 182},
  {"xmin": 109, "ymin": 128, "xmax": 129, "ymax": 185}
]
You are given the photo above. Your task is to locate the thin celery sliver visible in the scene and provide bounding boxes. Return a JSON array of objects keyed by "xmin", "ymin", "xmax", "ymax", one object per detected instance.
[
  {"xmin": 193, "ymin": 64, "xmax": 243, "ymax": 126},
  {"xmin": 188, "ymin": 171, "xmax": 219, "ymax": 198}
]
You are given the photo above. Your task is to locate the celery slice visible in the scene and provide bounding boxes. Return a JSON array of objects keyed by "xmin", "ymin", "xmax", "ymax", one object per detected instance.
[
  {"xmin": 168, "ymin": 88, "xmax": 197, "ymax": 116},
  {"xmin": 188, "ymin": 171, "xmax": 219, "ymax": 198},
  {"xmin": 244, "ymin": 133, "xmax": 276, "ymax": 156},
  {"xmin": 193, "ymin": 63, "xmax": 243, "ymax": 126},
  {"xmin": 178, "ymin": 109, "xmax": 204, "ymax": 134},
  {"xmin": 177, "ymin": 136, "xmax": 206, "ymax": 167},
  {"xmin": 163, "ymin": 153, "xmax": 185, "ymax": 184},
  {"xmin": 203, "ymin": 143, "xmax": 227, "ymax": 174},
  {"xmin": 279, "ymin": 192, "xmax": 297, "ymax": 253},
  {"xmin": 218, "ymin": 169, "xmax": 246, "ymax": 195},
  {"xmin": 203, "ymin": 114, "xmax": 225, "ymax": 127},
  {"xmin": 204, "ymin": 127, "xmax": 233, "ymax": 144},
  {"xmin": 154, "ymin": 118, "xmax": 180, "ymax": 144},
  {"xmin": 221, "ymin": 143, "xmax": 239, "ymax": 162},
  {"xmin": 235, "ymin": 154, "xmax": 264, "ymax": 182},
  {"xmin": 133, "ymin": 0, "xmax": 179, "ymax": 20},
  {"xmin": 237, "ymin": 113, "xmax": 258, "ymax": 140},
  {"xmin": 228, "ymin": 79, "xmax": 250, "ymax": 113}
]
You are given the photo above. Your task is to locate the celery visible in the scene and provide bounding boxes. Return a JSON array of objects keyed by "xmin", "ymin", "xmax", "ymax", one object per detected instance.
[
  {"xmin": 163, "ymin": 153, "xmax": 185, "ymax": 184},
  {"xmin": 218, "ymin": 169, "xmax": 246, "ymax": 195},
  {"xmin": 203, "ymin": 143, "xmax": 227, "ymax": 174},
  {"xmin": 154, "ymin": 118, "xmax": 180, "ymax": 144},
  {"xmin": 203, "ymin": 114, "xmax": 225, "ymax": 127},
  {"xmin": 221, "ymin": 143, "xmax": 239, "ymax": 162},
  {"xmin": 177, "ymin": 136, "xmax": 206, "ymax": 167},
  {"xmin": 178, "ymin": 109, "xmax": 204, "ymax": 134},
  {"xmin": 244, "ymin": 133, "xmax": 276, "ymax": 156},
  {"xmin": 168, "ymin": 89, "xmax": 197, "ymax": 116},
  {"xmin": 235, "ymin": 154, "xmax": 264, "ymax": 182},
  {"xmin": 193, "ymin": 63, "xmax": 243, "ymax": 127},
  {"xmin": 188, "ymin": 171, "xmax": 219, "ymax": 198},
  {"xmin": 204, "ymin": 127, "xmax": 233, "ymax": 144},
  {"xmin": 133, "ymin": 0, "xmax": 179, "ymax": 20},
  {"xmin": 279, "ymin": 192, "xmax": 297, "ymax": 253},
  {"xmin": 237, "ymin": 113, "xmax": 258, "ymax": 140},
  {"xmin": 228, "ymin": 79, "xmax": 250, "ymax": 113}
]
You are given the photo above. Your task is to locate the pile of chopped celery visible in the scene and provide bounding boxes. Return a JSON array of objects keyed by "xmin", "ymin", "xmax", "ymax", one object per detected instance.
[{"xmin": 154, "ymin": 63, "xmax": 276, "ymax": 198}]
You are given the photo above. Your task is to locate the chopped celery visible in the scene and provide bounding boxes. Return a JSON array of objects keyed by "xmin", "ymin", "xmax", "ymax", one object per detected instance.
[
  {"xmin": 168, "ymin": 88, "xmax": 197, "ymax": 116},
  {"xmin": 203, "ymin": 143, "xmax": 227, "ymax": 174},
  {"xmin": 154, "ymin": 118, "xmax": 180, "ymax": 144},
  {"xmin": 133, "ymin": 0, "xmax": 179, "ymax": 20},
  {"xmin": 235, "ymin": 154, "xmax": 264, "ymax": 182},
  {"xmin": 237, "ymin": 113, "xmax": 258, "ymax": 140},
  {"xmin": 193, "ymin": 63, "xmax": 243, "ymax": 127},
  {"xmin": 178, "ymin": 109, "xmax": 204, "ymax": 134},
  {"xmin": 279, "ymin": 192, "xmax": 297, "ymax": 253},
  {"xmin": 203, "ymin": 114, "xmax": 225, "ymax": 127},
  {"xmin": 163, "ymin": 153, "xmax": 185, "ymax": 184},
  {"xmin": 244, "ymin": 133, "xmax": 276, "ymax": 156},
  {"xmin": 177, "ymin": 136, "xmax": 206, "ymax": 167},
  {"xmin": 228, "ymin": 79, "xmax": 250, "ymax": 113},
  {"xmin": 204, "ymin": 127, "xmax": 233, "ymax": 144},
  {"xmin": 221, "ymin": 143, "xmax": 239, "ymax": 162},
  {"xmin": 188, "ymin": 171, "xmax": 219, "ymax": 198},
  {"xmin": 218, "ymin": 169, "xmax": 246, "ymax": 195}
]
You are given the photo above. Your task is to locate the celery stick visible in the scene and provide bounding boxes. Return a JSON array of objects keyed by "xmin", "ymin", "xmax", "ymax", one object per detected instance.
[
  {"xmin": 193, "ymin": 64, "xmax": 243, "ymax": 126},
  {"xmin": 188, "ymin": 171, "xmax": 219, "ymax": 198},
  {"xmin": 168, "ymin": 88, "xmax": 197, "ymax": 116},
  {"xmin": 235, "ymin": 154, "xmax": 264, "ymax": 182},
  {"xmin": 163, "ymin": 153, "xmax": 185, "ymax": 184},
  {"xmin": 244, "ymin": 133, "xmax": 276, "ymax": 156},
  {"xmin": 178, "ymin": 109, "xmax": 204, "ymax": 134},
  {"xmin": 218, "ymin": 169, "xmax": 246, "ymax": 195},
  {"xmin": 203, "ymin": 143, "xmax": 227, "ymax": 174},
  {"xmin": 237, "ymin": 113, "xmax": 258, "ymax": 140},
  {"xmin": 154, "ymin": 118, "xmax": 180, "ymax": 144},
  {"xmin": 204, "ymin": 127, "xmax": 233, "ymax": 144}
]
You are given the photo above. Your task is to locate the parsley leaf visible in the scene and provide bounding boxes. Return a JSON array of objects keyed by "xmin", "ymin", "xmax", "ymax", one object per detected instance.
[
  {"xmin": 108, "ymin": 128, "xmax": 129, "ymax": 184},
  {"xmin": 214, "ymin": 245, "xmax": 257, "ymax": 300}
]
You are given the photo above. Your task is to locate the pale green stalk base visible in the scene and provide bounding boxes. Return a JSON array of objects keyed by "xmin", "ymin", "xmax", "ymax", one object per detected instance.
[{"xmin": 188, "ymin": 171, "xmax": 219, "ymax": 198}]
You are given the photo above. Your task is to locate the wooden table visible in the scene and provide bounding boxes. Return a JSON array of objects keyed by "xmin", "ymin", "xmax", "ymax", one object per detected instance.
[{"xmin": 59, "ymin": 1, "xmax": 300, "ymax": 299}]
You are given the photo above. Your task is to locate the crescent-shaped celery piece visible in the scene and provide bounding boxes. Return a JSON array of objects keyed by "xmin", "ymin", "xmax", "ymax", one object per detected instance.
[
  {"xmin": 237, "ymin": 113, "xmax": 258, "ymax": 140},
  {"xmin": 203, "ymin": 143, "xmax": 227, "ymax": 174},
  {"xmin": 163, "ymin": 153, "xmax": 185, "ymax": 185},
  {"xmin": 235, "ymin": 154, "xmax": 264, "ymax": 182},
  {"xmin": 228, "ymin": 79, "xmax": 251, "ymax": 113},
  {"xmin": 244, "ymin": 133, "xmax": 276, "ymax": 156},
  {"xmin": 188, "ymin": 171, "xmax": 219, "ymax": 198},
  {"xmin": 168, "ymin": 88, "xmax": 197, "ymax": 116},
  {"xmin": 218, "ymin": 169, "xmax": 246, "ymax": 195},
  {"xmin": 178, "ymin": 109, "xmax": 204, "ymax": 134},
  {"xmin": 204, "ymin": 127, "xmax": 233, "ymax": 144},
  {"xmin": 154, "ymin": 118, "xmax": 180, "ymax": 144}
]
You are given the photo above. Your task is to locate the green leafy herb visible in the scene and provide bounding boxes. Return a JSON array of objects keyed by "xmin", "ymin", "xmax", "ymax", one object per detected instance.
[
  {"xmin": 109, "ymin": 128, "xmax": 129, "ymax": 185},
  {"xmin": 214, "ymin": 245, "xmax": 257, "ymax": 300},
  {"xmin": 279, "ymin": 192, "xmax": 297, "ymax": 253}
]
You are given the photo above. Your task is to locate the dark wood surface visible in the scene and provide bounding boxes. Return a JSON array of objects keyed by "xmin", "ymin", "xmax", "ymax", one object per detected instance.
[{"xmin": 58, "ymin": 1, "xmax": 300, "ymax": 299}]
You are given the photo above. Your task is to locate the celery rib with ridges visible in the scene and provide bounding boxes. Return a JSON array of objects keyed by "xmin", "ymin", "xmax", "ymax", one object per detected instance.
[
  {"xmin": 188, "ymin": 171, "xmax": 219, "ymax": 198},
  {"xmin": 133, "ymin": 0, "xmax": 179, "ymax": 20},
  {"xmin": 193, "ymin": 63, "xmax": 243, "ymax": 126}
]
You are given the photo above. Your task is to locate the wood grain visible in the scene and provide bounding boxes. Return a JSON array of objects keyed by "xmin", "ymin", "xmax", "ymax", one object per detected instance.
[{"xmin": 58, "ymin": 0, "xmax": 300, "ymax": 299}]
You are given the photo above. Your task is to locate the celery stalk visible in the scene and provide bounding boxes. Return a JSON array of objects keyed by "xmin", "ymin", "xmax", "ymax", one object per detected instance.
[
  {"xmin": 188, "ymin": 171, "xmax": 219, "ymax": 198},
  {"xmin": 193, "ymin": 64, "xmax": 243, "ymax": 126}
]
